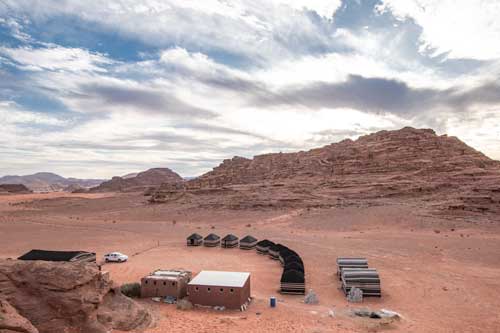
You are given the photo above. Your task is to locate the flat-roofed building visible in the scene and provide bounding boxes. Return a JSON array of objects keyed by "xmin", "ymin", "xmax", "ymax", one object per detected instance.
[
  {"xmin": 141, "ymin": 269, "xmax": 192, "ymax": 299},
  {"xmin": 187, "ymin": 271, "xmax": 251, "ymax": 310}
]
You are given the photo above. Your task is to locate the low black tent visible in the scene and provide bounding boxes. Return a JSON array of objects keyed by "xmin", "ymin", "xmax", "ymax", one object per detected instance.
[
  {"xmin": 221, "ymin": 234, "xmax": 239, "ymax": 248},
  {"xmin": 256, "ymin": 239, "xmax": 275, "ymax": 254},
  {"xmin": 239, "ymin": 235, "xmax": 258, "ymax": 250},
  {"xmin": 284, "ymin": 261, "xmax": 304, "ymax": 273},
  {"xmin": 268, "ymin": 244, "xmax": 286, "ymax": 260},
  {"xmin": 186, "ymin": 233, "xmax": 203, "ymax": 246},
  {"xmin": 18, "ymin": 249, "xmax": 96, "ymax": 262},
  {"xmin": 280, "ymin": 269, "xmax": 305, "ymax": 295},
  {"xmin": 203, "ymin": 233, "xmax": 221, "ymax": 247}
]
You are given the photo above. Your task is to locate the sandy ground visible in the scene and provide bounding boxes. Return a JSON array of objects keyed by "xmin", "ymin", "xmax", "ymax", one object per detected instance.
[{"xmin": 1, "ymin": 192, "xmax": 500, "ymax": 333}]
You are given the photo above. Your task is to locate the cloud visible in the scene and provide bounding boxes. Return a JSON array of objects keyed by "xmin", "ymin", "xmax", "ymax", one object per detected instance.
[
  {"xmin": 378, "ymin": 0, "xmax": 500, "ymax": 60},
  {"xmin": 77, "ymin": 82, "xmax": 216, "ymax": 118},
  {"xmin": 0, "ymin": 45, "xmax": 113, "ymax": 72},
  {"xmin": 257, "ymin": 74, "xmax": 500, "ymax": 117}
]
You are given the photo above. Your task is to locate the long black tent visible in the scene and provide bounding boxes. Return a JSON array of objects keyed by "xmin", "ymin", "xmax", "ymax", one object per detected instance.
[{"xmin": 18, "ymin": 249, "xmax": 96, "ymax": 262}]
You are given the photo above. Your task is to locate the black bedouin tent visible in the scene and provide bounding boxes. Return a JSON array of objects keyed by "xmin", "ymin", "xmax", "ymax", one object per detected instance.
[
  {"xmin": 186, "ymin": 233, "xmax": 203, "ymax": 246},
  {"xmin": 280, "ymin": 268, "xmax": 305, "ymax": 294},
  {"xmin": 279, "ymin": 248, "xmax": 299, "ymax": 265},
  {"xmin": 239, "ymin": 235, "xmax": 258, "ymax": 250},
  {"xmin": 284, "ymin": 261, "xmax": 304, "ymax": 273},
  {"xmin": 268, "ymin": 244, "xmax": 286, "ymax": 260},
  {"xmin": 221, "ymin": 234, "xmax": 239, "ymax": 248},
  {"xmin": 256, "ymin": 239, "xmax": 275, "ymax": 254},
  {"xmin": 18, "ymin": 249, "xmax": 96, "ymax": 262},
  {"xmin": 203, "ymin": 233, "xmax": 221, "ymax": 247}
]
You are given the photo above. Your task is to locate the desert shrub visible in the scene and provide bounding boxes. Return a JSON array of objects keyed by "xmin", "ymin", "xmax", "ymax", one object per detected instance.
[
  {"xmin": 121, "ymin": 282, "xmax": 141, "ymax": 298},
  {"xmin": 176, "ymin": 298, "xmax": 193, "ymax": 310}
]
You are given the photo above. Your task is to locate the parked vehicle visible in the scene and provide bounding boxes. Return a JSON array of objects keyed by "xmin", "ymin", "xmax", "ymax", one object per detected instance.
[{"xmin": 104, "ymin": 252, "xmax": 128, "ymax": 262}]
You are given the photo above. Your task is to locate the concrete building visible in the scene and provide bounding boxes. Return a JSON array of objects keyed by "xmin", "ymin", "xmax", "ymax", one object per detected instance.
[
  {"xmin": 141, "ymin": 270, "xmax": 192, "ymax": 299},
  {"xmin": 187, "ymin": 271, "xmax": 251, "ymax": 310}
]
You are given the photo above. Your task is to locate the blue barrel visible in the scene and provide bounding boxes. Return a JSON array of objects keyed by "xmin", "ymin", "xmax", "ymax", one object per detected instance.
[{"xmin": 270, "ymin": 296, "xmax": 276, "ymax": 308}]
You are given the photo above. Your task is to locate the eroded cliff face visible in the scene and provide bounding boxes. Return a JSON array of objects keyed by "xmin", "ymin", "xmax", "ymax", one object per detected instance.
[
  {"xmin": 150, "ymin": 127, "xmax": 500, "ymax": 220},
  {"xmin": 0, "ymin": 260, "xmax": 152, "ymax": 333}
]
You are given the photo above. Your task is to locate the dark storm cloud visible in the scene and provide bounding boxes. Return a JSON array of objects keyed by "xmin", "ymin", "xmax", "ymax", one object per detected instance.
[
  {"xmin": 256, "ymin": 74, "xmax": 500, "ymax": 116},
  {"xmin": 77, "ymin": 83, "xmax": 216, "ymax": 118}
]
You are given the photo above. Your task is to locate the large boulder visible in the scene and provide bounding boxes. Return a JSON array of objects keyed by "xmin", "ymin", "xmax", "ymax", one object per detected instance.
[
  {"xmin": 0, "ymin": 260, "xmax": 152, "ymax": 333},
  {"xmin": 0, "ymin": 299, "xmax": 38, "ymax": 333}
]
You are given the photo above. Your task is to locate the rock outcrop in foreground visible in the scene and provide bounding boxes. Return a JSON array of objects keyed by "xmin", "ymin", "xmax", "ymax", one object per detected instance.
[
  {"xmin": 90, "ymin": 167, "xmax": 183, "ymax": 193},
  {"xmin": 0, "ymin": 260, "xmax": 152, "ymax": 333},
  {"xmin": 150, "ymin": 127, "xmax": 500, "ymax": 220}
]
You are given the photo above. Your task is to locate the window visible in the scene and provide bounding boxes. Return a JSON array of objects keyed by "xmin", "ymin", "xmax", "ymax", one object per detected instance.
[
  {"xmin": 207, "ymin": 287, "xmax": 211, "ymax": 292},
  {"xmin": 230, "ymin": 288, "xmax": 234, "ymax": 293},
  {"xmin": 153, "ymin": 281, "xmax": 156, "ymax": 286},
  {"xmin": 219, "ymin": 288, "xmax": 224, "ymax": 293},
  {"xmin": 163, "ymin": 282, "xmax": 166, "ymax": 286},
  {"xmin": 172, "ymin": 282, "xmax": 176, "ymax": 286},
  {"xmin": 145, "ymin": 280, "xmax": 148, "ymax": 284},
  {"xmin": 195, "ymin": 286, "xmax": 199, "ymax": 292}
]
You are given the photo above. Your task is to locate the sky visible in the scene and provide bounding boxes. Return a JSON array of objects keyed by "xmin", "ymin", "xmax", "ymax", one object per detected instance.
[{"xmin": 1, "ymin": 0, "xmax": 500, "ymax": 178}]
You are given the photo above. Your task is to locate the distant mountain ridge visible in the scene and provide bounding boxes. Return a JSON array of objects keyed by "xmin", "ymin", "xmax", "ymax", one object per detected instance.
[
  {"xmin": 0, "ymin": 172, "xmax": 104, "ymax": 192},
  {"xmin": 89, "ymin": 168, "xmax": 183, "ymax": 192}
]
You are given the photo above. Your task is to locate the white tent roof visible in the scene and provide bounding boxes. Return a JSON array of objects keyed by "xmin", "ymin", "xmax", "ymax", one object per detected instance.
[{"xmin": 188, "ymin": 270, "xmax": 250, "ymax": 288}]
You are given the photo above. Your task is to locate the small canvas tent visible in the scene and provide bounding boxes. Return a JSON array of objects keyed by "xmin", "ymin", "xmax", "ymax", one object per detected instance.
[
  {"xmin": 221, "ymin": 234, "xmax": 239, "ymax": 248},
  {"xmin": 17, "ymin": 249, "xmax": 96, "ymax": 263},
  {"xmin": 239, "ymin": 235, "xmax": 258, "ymax": 250},
  {"xmin": 186, "ymin": 233, "xmax": 203, "ymax": 246},
  {"xmin": 203, "ymin": 233, "xmax": 221, "ymax": 247}
]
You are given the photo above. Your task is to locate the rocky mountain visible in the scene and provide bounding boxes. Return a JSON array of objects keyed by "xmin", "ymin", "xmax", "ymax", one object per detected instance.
[
  {"xmin": 0, "ymin": 259, "xmax": 152, "ymax": 333},
  {"xmin": 0, "ymin": 172, "xmax": 104, "ymax": 193},
  {"xmin": 90, "ymin": 167, "xmax": 183, "ymax": 193},
  {"xmin": 0, "ymin": 184, "xmax": 32, "ymax": 194},
  {"xmin": 150, "ymin": 127, "xmax": 500, "ymax": 220}
]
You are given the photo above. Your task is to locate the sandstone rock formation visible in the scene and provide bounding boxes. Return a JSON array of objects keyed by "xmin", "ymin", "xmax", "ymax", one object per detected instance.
[
  {"xmin": 0, "ymin": 184, "xmax": 32, "ymax": 194},
  {"xmin": 0, "ymin": 260, "xmax": 152, "ymax": 333},
  {"xmin": 0, "ymin": 299, "xmax": 38, "ymax": 333},
  {"xmin": 150, "ymin": 127, "xmax": 500, "ymax": 220},
  {"xmin": 90, "ymin": 168, "xmax": 183, "ymax": 193}
]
